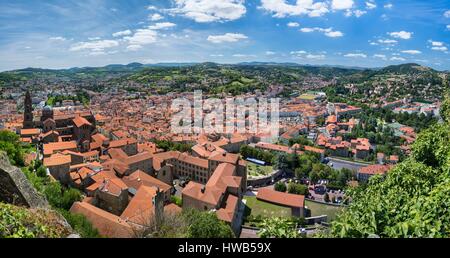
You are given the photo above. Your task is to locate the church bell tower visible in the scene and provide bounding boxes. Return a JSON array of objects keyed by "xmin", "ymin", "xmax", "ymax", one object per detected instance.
[{"xmin": 23, "ymin": 90, "xmax": 34, "ymax": 129}]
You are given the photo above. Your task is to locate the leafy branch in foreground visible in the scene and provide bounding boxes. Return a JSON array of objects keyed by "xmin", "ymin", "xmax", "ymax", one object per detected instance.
[{"xmin": 330, "ymin": 95, "xmax": 450, "ymax": 238}]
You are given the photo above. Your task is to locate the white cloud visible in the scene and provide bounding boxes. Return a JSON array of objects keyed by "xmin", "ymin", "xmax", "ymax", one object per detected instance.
[
  {"xmin": 432, "ymin": 46, "xmax": 448, "ymax": 51},
  {"xmin": 88, "ymin": 51, "xmax": 109, "ymax": 56},
  {"xmin": 148, "ymin": 22, "xmax": 177, "ymax": 30},
  {"xmin": 300, "ymin": 27, "xmax": 343, "ymax": 37},
  {"xmin": 124, "ymin": 29, "xmax": 158, "ymax": 46},
  {"xmin": 389, "ymin": 31, "xmax": 412, "ymax": 40},
  {"xmin": 384, "ymin": 3, "xmax": 393, "ymax": 9},
  {"xmin": 290, "ymin": 50, "xmax": 307, "ymax": 55},
  {"xmin": 112, "ymin": 30, "xmax": 132, "ymax": 37},
  {"xmin": 126, "ymin": 45, "xmax": 142, "ymax": 51},
  {"xmin": 149, "ymin": 13, "xmax": 164, "ymax": 21},
  {"xmin": 169, "ymin": 0, "xmax": 246, "ymax": 23},
  {"xmin": 325, "ymin": 30, "xmax": 344, "ymax": 37},
  {"xmin": 305, "ymin": 54, "xmax": 325, "ymax": 60},
  {"xmin": 401, "ymin": 50, "xmax": 421, "ymax": 55},
  {"xmin": 447, "ymin": 25, "xmax": 450, "ymax": 30},
  {"xmin": 344, "ymin": 53, "xmax": 367, "ymax": 58},
  {"xmin": 365, "ymin": 1, "xmax": 376, "ymax": 10},
  {"xmin": 207, "ymin": 33, "xmax": 248, "ymax": 43},
  {"xmin": 378, "ymin": 39, "xmax": 397, "ymax": 45},
  {"xmin": 233, "ymin": 54, "xmax": 256, "ymax": 57},
  {"xmin": 70, "ymin": 40, "xmax": 119, "ymax": 52},
  {"xmin": 259, "ymin": 0, "xmax": 329, "ymax": 18},
  {"xmin": 373, "ymin": 54, "xmax": 387, "ymax": 60},
  {"xmin": 290, "ymin": 50, "xmax": 325, "ymax": 59},
  {"xmin": 210, "ymin": 54, "xmax": 224, "ymax": 57},
  {"xmin": 429, "ymin": 40, "xmax": 444, "ymax": 47},
  {"xmin": 265, "ymin": 51, "xmax": 276, "ymax": 55},
  {"xmin": 300, "ymin": 28, "xmax": 315, "ymax": 32},
  {"xmin": 147, "ymin": 6, "xmax": 158, "ymax": 11},
  {"xmin": 390, "ymin": 56, "xmax": 406, "ymax": 61},
  {"xmin": 49, "ymin": 36, "xmax": 67, "ymax": 41},
  {"xmin": 428, "ymin": 40, "xmax": 448, "ymax": 51},
  {"xmin": 287, "ymin": 22, "xmax": 300, "ymax": 27},
  {"xmin": 345, "ymin": 9, "xmax": 367, "ymax": 17},
  {"xmin": 331, "ymin": 0, "xmax": 354, "ymax": 10},
  {"xmin": 444, "ymin": 10, "xmax": 450, "ymax": 18}
]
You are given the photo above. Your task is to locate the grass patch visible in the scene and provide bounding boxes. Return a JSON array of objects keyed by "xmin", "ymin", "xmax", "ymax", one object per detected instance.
[
  {"xmin": 305, "ymin": 200, "xmax": 344, "ymax": 222},
  {"xmin": 244, "ymin": 196, "xmax": 291, "ymax": 219},
  {"xmin": 247, "ymin": 163, "xmax": 274, "ymax": 178},
  {"xmin": 299, "ymin": 94, "xmax": 316, "ymax": 100}
]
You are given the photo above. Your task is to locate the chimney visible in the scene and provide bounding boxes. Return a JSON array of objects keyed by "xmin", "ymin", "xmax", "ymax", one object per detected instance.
[{"xmin": 201, "ymin": 185, "xmax": 206, "ymax": 193}]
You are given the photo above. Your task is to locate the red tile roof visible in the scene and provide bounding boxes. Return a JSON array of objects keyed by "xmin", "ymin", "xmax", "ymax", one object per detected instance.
[
  {"xmin": 257, "ymin": 188, "xmax": 305, "ymax": 209},
  {"xmin": 358, "ymin": 164, "xmax": 392, "ymax": 175},
  {"xmin": 70, "ymin": 202, "xmax": 133, "ymax": 238},
  {"xmin": 73, "ymin": 116, "xmax": 92, "ymax": 128}
]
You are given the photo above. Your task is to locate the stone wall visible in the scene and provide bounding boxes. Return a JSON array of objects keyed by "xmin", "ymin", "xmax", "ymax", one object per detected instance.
[{"xmin": 0, "ymin": 151, "xmax": 49, "ymax": 208}]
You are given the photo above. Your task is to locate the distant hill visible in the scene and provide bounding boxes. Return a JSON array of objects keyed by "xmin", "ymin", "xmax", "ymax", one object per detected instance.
[
  {"xmin": 380, "ymin": 63, "xmax": 435, "ymax": 74},
  {"xmin": 0, "ymin": 62, "xmax": 447, "ymax": 102}
]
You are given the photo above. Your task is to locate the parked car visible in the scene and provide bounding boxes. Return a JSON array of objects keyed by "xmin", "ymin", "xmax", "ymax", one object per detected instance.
[{"xmin": 314, "ymin": 185, "xmax": 327, "ymax": 195}]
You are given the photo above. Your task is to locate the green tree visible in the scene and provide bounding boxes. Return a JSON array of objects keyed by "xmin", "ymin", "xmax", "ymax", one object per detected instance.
[
  {"xmin": 258, "ymin": 217, "xmax": 300, "ymax": 238},
  {"xmin": 183, "ymin": 209, "xmax": 234, "ymax": 238},
  {"xmin": 440, "ymin": 92, "xmax": 450, "ymax": 123},
  {"xmin": 0, "ymin": 130, "xmax": 25, "ymax": 166},
  {"xmin": 36, "ymin": 166, "xmax": 47, "ymax": 177},
  {"xmin": 287, "ymin": 182, "xmax": 308, "ymax": 195},
  {"xmin": 58, "ymin": 209, "xmax": 100, "ymax": 238},
  {"xmin": 330, "ymin": 95, "xmax": 450, "ymax": 237},
  {"xmin": 274, "ymin": 182, "xmax": 287, "ymax": 192}
]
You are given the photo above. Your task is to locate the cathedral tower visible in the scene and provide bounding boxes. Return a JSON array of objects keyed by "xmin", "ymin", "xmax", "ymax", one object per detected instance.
[{"xmin": 23, "ymin": 90, "xmax": 34, "ymax": 129}]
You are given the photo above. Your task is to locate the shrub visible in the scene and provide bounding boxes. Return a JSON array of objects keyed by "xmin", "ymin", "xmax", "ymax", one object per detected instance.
[
  {"xmin": 287, "ymin": 182, "xmax": 308, "ymax": 195},
  {"xmin": 183, "ymin": 209, "xmax": 234, "ymax": 238},
  {"xmin": 58, "ymin": 209, "xmax": 101, "ymax": 238},
  {"xmin": 274, "ymin": 181, "xmax": 287, "ymax": 192},
  {"xmin": 36, "ymin": 166, "xmax": 47, "ymax": 177},
  {"xmin": 170, "ymin": 195, "xmax": 183, "ymax": 207}
]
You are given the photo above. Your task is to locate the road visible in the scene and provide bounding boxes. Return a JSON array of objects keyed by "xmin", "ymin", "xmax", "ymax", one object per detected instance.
[{"xmin": 327, "ymin": 157, "xmax": 369, "ymax": 171}]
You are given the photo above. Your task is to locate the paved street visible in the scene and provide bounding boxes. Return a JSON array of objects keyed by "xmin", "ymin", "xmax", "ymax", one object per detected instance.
[{"xmin": 327, "ymin": 157, "xmax": 369, "ymax": 171}]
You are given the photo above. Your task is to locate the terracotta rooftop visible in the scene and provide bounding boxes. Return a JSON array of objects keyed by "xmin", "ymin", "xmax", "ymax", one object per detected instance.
[
  {"xmin": 43, "ymin": 141, "xmax": 77, "ymax": 156},
  {"xmin": 122, "ymin": 170, "xmax": 171, "ymax": 193},
  {"xmin": 43, "ymin": 153, "xmax": 71, "ymax": 167},
  {"xmin": 183, "ymin": 163, "xmax": 240, "ymax": 206},
  {"xmin": 70, "ymin": 202, "xmax": 133, "ymax": 238},
  {"xmin": 98, "ymin": 178, "xmax": 128, "ymax": 196},
  {"xmin": 208, "ymin": 151, "xmax": 240, "ymax": 164},
  {"xmin": 216, "ymin": 194, "xmax": 239, "ymax": 223},
  {"xmin": 120, "ymin": 185, "xmax": 157, "ymax": 225},
  {"xmin": 73, "ymin": 116, "xmax": 92, "ymax": 128},
  {"xmin": 358, "ymin": 164, "xmax": 392, "ymax": 175},
  {"xmin": 255, "ymin": 142, "xmax": 293, "ymax": 154},
  {"xmin": 257, "ymin": 188, "xmax": 305, "ymax": 209},
  {"xmin": 20, "ymin": 128, "xmax": 41, "ymax": 136}
]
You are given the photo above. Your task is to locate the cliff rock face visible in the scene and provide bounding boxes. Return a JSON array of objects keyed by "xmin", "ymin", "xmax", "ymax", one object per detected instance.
[{"xmin": 0, "ymin": 152, "xmax": 49, "ymax": 208}]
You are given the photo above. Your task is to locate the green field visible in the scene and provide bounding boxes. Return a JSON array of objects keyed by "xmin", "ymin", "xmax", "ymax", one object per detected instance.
[
  {"xmin": 244, "ymin": 196, "xmax": 291, "ymax": 218},
  {"xmin": 299, "ymin": 93, "xmax": 316, "ymax": 100},
  {"xmin": 247, "ymin": 163, "xmax": 274, "ymax": 178},
  {"xmin": 244, "ymin": 196, "xmax": 344, "ymax": 222},
  {"xmin": 305, "ymin": 200, "xmax": 344, "ymax": 222}
]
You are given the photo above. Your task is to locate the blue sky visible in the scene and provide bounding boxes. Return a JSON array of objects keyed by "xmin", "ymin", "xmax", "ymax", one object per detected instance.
[{"xmin": 0, "ymin": 0, "xmax": 449, "ymax": 71}]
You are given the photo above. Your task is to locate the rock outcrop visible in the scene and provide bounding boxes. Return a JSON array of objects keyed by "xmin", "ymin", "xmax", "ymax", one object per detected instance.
[{"xmin": 0, "ymin": 151, "xmax": 49, "ymax": 208}]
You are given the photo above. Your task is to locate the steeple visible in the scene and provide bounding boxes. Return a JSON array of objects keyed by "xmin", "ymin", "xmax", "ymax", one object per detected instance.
[{"xmin": 23, "ymin": 90, "xmax": 34, "ymax": 129}]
